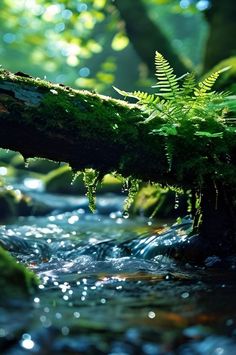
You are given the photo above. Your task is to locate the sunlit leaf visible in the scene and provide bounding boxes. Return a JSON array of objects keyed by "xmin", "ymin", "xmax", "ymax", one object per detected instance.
[{"xmin": 111, "ymin": 33, "xmax": 129, "ymax": 51}]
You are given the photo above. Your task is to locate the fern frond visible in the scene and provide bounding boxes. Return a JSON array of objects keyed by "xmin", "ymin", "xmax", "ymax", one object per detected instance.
[
  {"xmin": 113, "ymin": 87, "xmax": 159, "ymax": 106},
  {"xmin": 155, "ymin": 52, "xmax": 180, "ymax": 98},
  {"xmin": 181, "ymin": 72, "xmax": 196, "ymax": 96},
  {"xmin": 194, "ymin": 71, "xmax": 220, "ymax": 97}
]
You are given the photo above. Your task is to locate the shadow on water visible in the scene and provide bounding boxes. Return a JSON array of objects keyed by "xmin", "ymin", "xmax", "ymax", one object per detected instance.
[{"xmin": 0, "ymin": 192, "xmax": 236, "ymax": 354}]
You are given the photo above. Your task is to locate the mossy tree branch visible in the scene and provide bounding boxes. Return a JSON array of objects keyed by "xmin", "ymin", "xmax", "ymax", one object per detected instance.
[
  {"xmin": 0, "ymin": 69, "xmax": 235, "ymax": 251},
  {"xmin": 0, "ymin": 69, "xmax": 170, "ymax": 183}
]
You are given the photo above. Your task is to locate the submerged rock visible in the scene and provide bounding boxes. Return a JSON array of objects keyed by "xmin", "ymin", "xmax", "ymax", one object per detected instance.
[{"xmin": 0, "ymin": 246, "xmax": 38, "ymax": 301}]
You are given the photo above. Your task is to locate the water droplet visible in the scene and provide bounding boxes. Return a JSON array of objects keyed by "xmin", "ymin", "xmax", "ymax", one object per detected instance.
[
  {"xmin": 73, "ymin": 312, "xmax": 80, "ymax": 319},
  {"xmin": 21, "ymin": 339, "xmax": 35, "ymax": 350},
  {"xmin": 174, "ymin": 193, "xmax": 179, "ymax": 210},
  {"xmin": 100, "ymin": 298, "xmax": 106, "ymax": 304},
  {"xmin": 122, "ymin": 211, "xmax": 129, "ymax": 219},
  {"xmin": 34, "ymin": 297, "xmax": 40, "ymax": 303},
  {"xmin": 50, "ymin": 89, "xmax": 58, "ymax": 95},
  {"xmin": 148, "ymin": 311, "xmax": 156, "ymax": 319}
]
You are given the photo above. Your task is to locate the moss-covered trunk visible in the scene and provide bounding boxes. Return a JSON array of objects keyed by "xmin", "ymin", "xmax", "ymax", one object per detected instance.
[{"xmin": 0, "ymin": 69, "xmax": 235, "ymax": 256}]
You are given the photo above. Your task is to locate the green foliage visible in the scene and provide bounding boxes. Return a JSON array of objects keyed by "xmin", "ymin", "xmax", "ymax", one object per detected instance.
[
  {"xmin": 115, "ymin": 52, "xmax": 236, "ymax": 188},
  {"xmin": 154, "ymin": 52, "xmax": 180, "ymax": 97},
  {"xmin": 123, "ymin": 178, "xmax": 141, "ymax": 212},
  {"xmin": 83, "ymin": 168, "xmax": 100, "ymax": 212}
]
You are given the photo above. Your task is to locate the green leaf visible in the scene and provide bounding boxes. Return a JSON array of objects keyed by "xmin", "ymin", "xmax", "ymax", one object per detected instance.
[
  {"xmin": 194, "ymin": 131, "xmax": 223, "ymax": 138},
  {"xmin": 151, "ymin": 125, "xmax": 178, "ymax": 136}
]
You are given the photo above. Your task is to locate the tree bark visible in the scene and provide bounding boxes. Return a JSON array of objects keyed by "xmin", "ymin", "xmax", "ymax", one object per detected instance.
[
  {"xmin": 114, "ymin": 0, "xmax": 187, "ymax": 76},
  {"xmin": 203, "ymin": 0, "xmax": 236, "ymax": 71}
]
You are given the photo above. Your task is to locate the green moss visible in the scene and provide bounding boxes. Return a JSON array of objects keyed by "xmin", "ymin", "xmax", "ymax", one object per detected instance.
[{"xmin": 0, "ymin": 246, "xmax": 38, "ymax": 299}]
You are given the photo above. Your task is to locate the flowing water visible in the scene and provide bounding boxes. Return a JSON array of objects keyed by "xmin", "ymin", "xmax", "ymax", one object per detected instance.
[{"xmin": 0, "ymin": 186, "xmax": 236, "ymax": 354}]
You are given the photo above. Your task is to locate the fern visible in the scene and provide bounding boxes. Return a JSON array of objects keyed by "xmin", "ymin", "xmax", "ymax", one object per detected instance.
[
  {"xmin": 181, "ymin": 72, "xmax": 196, "ymax": 96},
  {"xmin": 154, "ymin": 51, "xmax": 180, "ymax": 98},
  {"xmin": 194, "ymin": 71, "xmax": 220, "ymax": 97},
  {"xmin": 113, "ymin": 87, "xmax": 159, "ymax": 106}
]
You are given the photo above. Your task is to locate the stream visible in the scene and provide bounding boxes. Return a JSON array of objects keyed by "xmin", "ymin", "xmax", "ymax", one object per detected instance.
[{"xmin": 0, "ymin": 181, "xmax": 236, "ymax": 354}]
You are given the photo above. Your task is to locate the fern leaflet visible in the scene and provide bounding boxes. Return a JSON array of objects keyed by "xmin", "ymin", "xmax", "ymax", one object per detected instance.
[
  {"xmin": 194, "ymin": 71, "xmax": 220, "ymax": 97},
  {"xmin": 155, "ymin": 51, "xmax": 180, "ymax": 98}
]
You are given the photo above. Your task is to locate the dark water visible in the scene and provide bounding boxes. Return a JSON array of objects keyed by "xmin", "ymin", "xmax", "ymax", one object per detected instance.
[{"xmin": 0, "ymin": 189, "xmax": 236, "ymax": 354}]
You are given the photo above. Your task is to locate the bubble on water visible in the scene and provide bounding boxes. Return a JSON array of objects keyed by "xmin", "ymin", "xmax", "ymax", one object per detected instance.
[
  {"xmin": 40, "ymin": 315, "xmax": 46, "ymax": 323},
  {"xmin": 74, "ymin": 312, "xmax": 80, "ymax": 318},
  {"xmin": 34, "ymin": 297, "xmax": 40, "ymax": 303},
  {"xmin": 100, "ymin": 298, "xmax": 106, "ymax": 304},
  {"xmin": 24, "ymin": 177, "xmax": 43, "ymax": 191},
  {"xmin": 68, "ymin": 215, "xmax": 79, "ymax": 224},
  {"xmin": 181, "ymin": 292, "xmax": 189, "ymax": 299},
  {"xmin": 61, "ymin": 326, "xmax": 70, "ymax": 336},
  {"xmin": 116, "ymin": 218, "xmax": 123, "ymax": 224},
  {"xmin": 55, "ymin": 312, "xmax": 62, "ymax": 319}
]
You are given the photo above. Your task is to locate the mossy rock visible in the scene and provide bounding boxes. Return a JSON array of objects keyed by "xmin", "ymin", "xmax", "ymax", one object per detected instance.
[
  {"xmin": 23, "ymin": 157, "xmax": 59, "ymax": 174},
  {"xmin": 132, "ymin": 185, "xmax": 188, "ymax": 218},
  {"xmin": 98, "ymin": 174, "xmax": 122, "ymax": 194},
  {"xmin": 0, "ymin": 246, "xmax": 38, "ymax": 300},
  {"xmin": 9, "ymin": 153, "xmax": 25, "ymax": 169},
  {"xmin": 0, "ymin": 187, "xmax": 52, "ymax": 222},
  {"xmin": 0, "ymin": 149, "xmax": 18, "ymax": 164},
  {"xmin": 44, "ymin": 165, "xmax": 86, "ymax": 194},
  {"xmin": 44, "ymin": 166, "xmax": 122, "ymax": 195}
]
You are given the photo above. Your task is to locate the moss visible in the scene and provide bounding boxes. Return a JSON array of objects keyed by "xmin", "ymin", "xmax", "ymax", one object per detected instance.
[{"xmin": 0, "ymin": 246, "xmax": 38, "ymax": 299}]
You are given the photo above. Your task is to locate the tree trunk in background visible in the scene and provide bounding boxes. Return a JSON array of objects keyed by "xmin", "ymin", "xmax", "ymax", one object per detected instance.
[
  {"xmin": 196, "ymin": 181, "xmax": 236, "ymax": 255},
  {"xmin": 203, "ymin": 0, "xmax": 236, "ymax": 71},
  {"xmin": 114, "ymin": 0, "xmax": 187, "ymax": 76}
]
